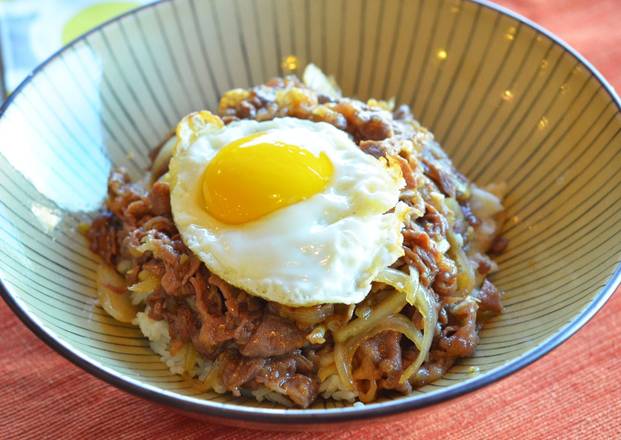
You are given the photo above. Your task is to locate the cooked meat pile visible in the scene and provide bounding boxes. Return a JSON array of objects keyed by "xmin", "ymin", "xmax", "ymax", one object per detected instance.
[{"xmin": 88, "ymin": 75, "xmax": 505, "ymax": 408}]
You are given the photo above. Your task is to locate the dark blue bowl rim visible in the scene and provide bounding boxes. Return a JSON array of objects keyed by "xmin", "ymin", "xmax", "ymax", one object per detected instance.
[{"xmin": 0, "ymin": 0, "xmax": 619, "ymax": 426}]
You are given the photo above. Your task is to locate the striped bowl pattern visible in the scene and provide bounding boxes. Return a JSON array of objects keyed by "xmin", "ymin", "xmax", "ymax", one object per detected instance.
[{"xmin": 0, "ymin": 0, "xmax": 620, "ymax": 427}]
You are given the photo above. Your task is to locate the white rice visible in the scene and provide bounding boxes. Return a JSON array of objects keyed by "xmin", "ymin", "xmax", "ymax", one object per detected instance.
[
  {"xmin": 134, "ymin": 308, "xmax": 208, "ymax": 378},
  {"xmin": 251, "ymin": 388, "xmax": 294, "ymax": 407},
  {"xmin": 318, "ymin": 374, "xmax": 358, "ymax": 401}
]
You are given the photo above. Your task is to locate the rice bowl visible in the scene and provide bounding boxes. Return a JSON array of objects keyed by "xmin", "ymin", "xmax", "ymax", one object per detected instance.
[{"xmin": 0, "ymin": 0, "xmax": 619, "ymax": 429}]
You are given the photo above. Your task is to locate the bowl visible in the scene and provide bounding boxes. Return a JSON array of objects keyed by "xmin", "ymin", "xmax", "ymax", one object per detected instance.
[{"xmin": 1, "ymin": 0, "xmax": 620, "ymax": 431}]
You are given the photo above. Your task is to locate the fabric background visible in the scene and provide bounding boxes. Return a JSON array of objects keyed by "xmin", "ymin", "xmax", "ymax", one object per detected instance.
[{"xmin": 1, "ymin": 0, "xmax": 620, "ymax": 438}]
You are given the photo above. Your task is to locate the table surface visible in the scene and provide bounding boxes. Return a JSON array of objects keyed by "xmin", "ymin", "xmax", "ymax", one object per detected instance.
[{"xmin": 2, "ymin": 0, "xmax": 621, "ymax": 438}]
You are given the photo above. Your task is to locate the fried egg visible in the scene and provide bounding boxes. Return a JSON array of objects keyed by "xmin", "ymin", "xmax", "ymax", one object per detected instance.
[{"xmin": 168, "ymin": 113, "xmax": 406, "ymax": 306}]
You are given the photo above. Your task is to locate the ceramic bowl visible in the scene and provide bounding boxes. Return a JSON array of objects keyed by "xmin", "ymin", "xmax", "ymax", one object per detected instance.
[{"xmin": 1, "ymin": 0, "xmax": 620, "ymax": 431}]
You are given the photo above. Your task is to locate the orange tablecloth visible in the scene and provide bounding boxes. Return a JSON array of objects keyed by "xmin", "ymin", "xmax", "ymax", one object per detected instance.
[{"xmin": 2, "ymin": 1, "xmax": 621, "ymax": 438}]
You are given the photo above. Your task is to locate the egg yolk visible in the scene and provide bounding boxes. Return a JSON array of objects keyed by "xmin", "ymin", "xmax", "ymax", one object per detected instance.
[{"xmin": 202, "ymin": 132, "xmax": 334, "ymax": 225}]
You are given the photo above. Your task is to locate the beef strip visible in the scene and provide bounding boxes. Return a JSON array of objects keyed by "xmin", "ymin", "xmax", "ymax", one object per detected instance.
[
  {"xmin": 438, "ymin": 299, "xmax": 479, "ymax": 358},
  {"xmin": 148, "ymin": 182, "xmax": 172, "ymax": 216},
  {"xmin": 146, "ymin": 291, "xmax": 199, "ymax": 352},
  {"xmin": 473, "ymin": 279, "xmax": 503, "ymax": 316},
  {"xmin": 193, "ymin": 274, "xmax": 305, "ymax": 359},
  {"xmin": 219, "ymin": 351, "xmax": 266, "ymax": 393},
  {"xmin": 87, "ymin": 211, "xmax": 120, "ymax": 265},
  {"xmin": 354, "ymin": 330, "xmax": 411, "ymax": 396},
  {"xmin": 193, "ymin": 275, "xmax": 258, "ymax": 357},
  {"xmin": 489, "ymin": 236, "xmax": 509, "ymax": 255},
  {"xmin": 219, "ymin": 350, "xmax": 319, "ymax": 408},
  {"xmin": 421, "ymin": 157, "xmax": 457, "ymax": 199},
  {"xmin": 409, "ymin": 351, "xmax": 455, "ymax": 387},
  {"xmin": 239, "ymin": 314, "xmax": 307, "ymax": 357}
]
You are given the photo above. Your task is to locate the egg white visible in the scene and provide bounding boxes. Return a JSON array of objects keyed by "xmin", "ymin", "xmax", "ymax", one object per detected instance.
[{"xmin": 169, "ymin": 116, "xmax": 406, "ymax": 306}]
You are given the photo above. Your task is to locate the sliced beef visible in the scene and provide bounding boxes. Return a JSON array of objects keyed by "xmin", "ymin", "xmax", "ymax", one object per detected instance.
[
  {"xmin": 473, "ymin": 279, "xmax": 503, "ymax": 316},
  {"xmin": 146, "ymin": 291, "xmax": 199, "ymax": 350},
  {"xmin": 402, "ymin": 226, "xmax": 457, "ymax": 297},
  {"xmin": 409, "ymin": 351, "xmax": 455, "ymax": 387},
  {"xmin": 240, "ymin": 314, "xmax": 307, "ymax": 357},
  {"xmin": 192, "ymin": 274, "xmax": 260, "ymax": 356},
  {"xmin": 209, "ymin": 275, "xmax": 263, "ymax": 318},
  {"xmin": 438, "ymin": 300, "xmax": 479, "ymax": 358},
  {"xmin": 88, "ymin": 211, "xmax": 120, "ymax": 265},
  {"xmin": 420, "ymin": 203, "xmax": 448, "ymax": 237},
  {"xmin": 146, "ymin": 292, "xmax": 165, "ymax": 321},
  {"xmin": 192, "ymin": 274, "xmax": 303, "ymax": 358},
  {"xmin": 219, "ymin": 350, "xmax": 318, "ymax": 408},
  {"xmin": 220, "ymin": 351, "xmax": 266, "ymax": 393},
  {"xmin": 141, "ymin": 216, "xmax": 176, "ymax": 235},
  {"xmin": 358, "ymin": 139, "xmax": 419, "ymax": 189},
  {"xmin": 279, "ymin": 374, "xmax": 318, "ymax": 408},
  {"xmin": 421, "ymin": 157, "xmax": 457, "ymax": 199},
  {"xmin": 354, "ymin": 331, "xmax": 410, "ymax": 395},
  {"xmin": 359, "ymin": 139, "xmax": 391, "ymax": 159},
  {"xmin": 397, "ymin": 155, "xmax": 419, "ymax": 189},
  {"xmin": 252, "ymin": 353, "xmax": 319, "ymax": 408},
  {"xmin": 138, "ymin": 231, "xmax": 201, "ymax": 295},
  {"xmin": 359, "ymin": 138, "xmax": 402, "ymax": 159},
  {"xmin": 106, "ymin": 170, "xmax": 147, "ymax": 224},
  {"xmin": 167, "ymin": 304, "xmax": 197, "ymax": 343},
  {"xmin": 402, "ymin": 229, "xmax": 440, "ymax": 287},
  {"xmin": 489, "ymin": 236, "xmax": 509, "ymax": 255},
  {"xmin": 471, "ymin": 252, "xmax": 496, "ymax": 277},
  {"xmin": 333, "ymin": 100, "xmax": 394, "ymax": 141}
]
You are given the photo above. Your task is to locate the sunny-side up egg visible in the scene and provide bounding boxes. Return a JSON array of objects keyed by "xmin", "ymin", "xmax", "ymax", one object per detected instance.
[{"xmin": 168, "ymin": 113, "xmax": 407, "ymax": 306}]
